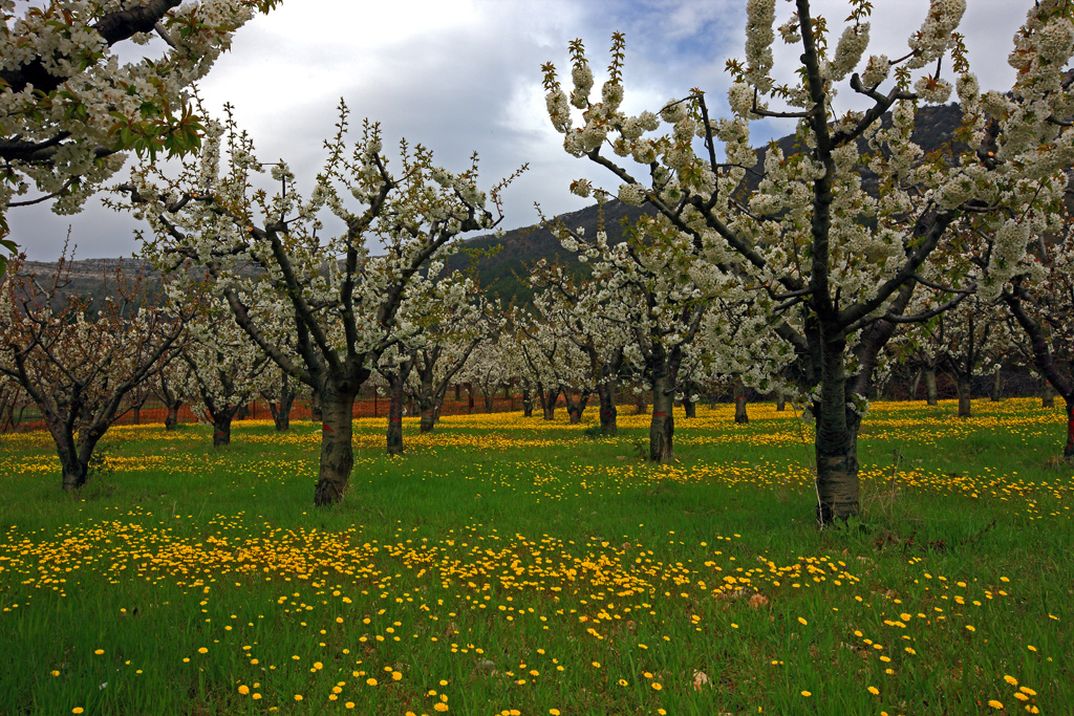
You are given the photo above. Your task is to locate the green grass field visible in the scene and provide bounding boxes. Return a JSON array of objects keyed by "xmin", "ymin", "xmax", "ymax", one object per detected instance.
[{"xmin": 0, "ymin": 399, "xmax": 1070, "ymax": 715}]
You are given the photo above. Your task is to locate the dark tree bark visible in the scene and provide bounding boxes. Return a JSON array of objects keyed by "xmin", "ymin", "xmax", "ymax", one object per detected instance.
[
  {"xmin": 924, "ymin": 367, "xmax": 939, "ymax": 406},
  {"xmin": 310, "ymin": 388, "xmax": 323, "ymax": 421},
  {"xmin": 537, "ymin": 383, "xmax": 560, "ymax": 420},
  {"xmin": 50, "ymin": 419, "xmax": 106, "ymax": 491},
  {"xmin": 1043, "ymin": 383, "xmax": 1056, "ymax": 408},
  {"xmin": 264, "ymin": 371, "xmax": 296, "ymax": 431},
  {"xmin": 733, "ymin": 378, "xmax": 749, "ymax": 424},
  {"xmin": 649, "ymin": 373, "xmax": 674, "ymax": 463},
  {"xmin": 211, "ymin": 409, "xmax": 236, "ymax": 447},
  {"xmin": 956, "ymin": 374, "xmax": 972, "ymax": 418},
  {"xmin": 597, "ymin": 383, "xmax": 617, "ymax": 434},
  {"xmin": 775, "ymin": 388, "xmax": 787, "ymax": 412},
  {"xmin": 683, "ymin": 394, "xmax": 696, "ymax": 419},
  {"xmin": 164, "ymin": 403, "xmax": 180, "ymax": 430},
  {"xmin": 910, "ymin": 368, "xmax": 922, "ymax": 400},
  {"xmin": 813, "ymin": 338, "xmax": 860, "ymax": 525},
  {"xmin": 634, "ymin": 393, "xmax": 648, "ymax": 415},
  {"xmin": 521, "ymin": 386, "xmax": 534, "ymax": 418},
  {"xmin": 989, "ymin": 366, "xmax": 1003, "ymax": 402},
  {"xmin": 419, "ymin": 402, "xmax": 437, "ymax": 432},
  {"xmin": 386, "ymin": 374, "xmax": 405, "ymax": 456},
  {"xmin": 564, "ymin": 389, "xmax": 590, "ymax": 424},
  {"xmin": 314, "ymin": 389, "xmax": 356, "ymax": 506},
  {"xmin": 482, "ymin": 388, "xmax": 495, "ymax": 413}
]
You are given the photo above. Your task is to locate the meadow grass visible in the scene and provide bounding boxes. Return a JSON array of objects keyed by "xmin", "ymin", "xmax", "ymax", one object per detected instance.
[{"xmin": 0, "ymin": 398, "xmax": 1070, "ymax": 715}]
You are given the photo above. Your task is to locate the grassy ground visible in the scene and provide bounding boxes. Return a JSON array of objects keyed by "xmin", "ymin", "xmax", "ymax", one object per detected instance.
[{"xmin": 0, "ymin": 398, "xmax": 1070, "ymax": 715}]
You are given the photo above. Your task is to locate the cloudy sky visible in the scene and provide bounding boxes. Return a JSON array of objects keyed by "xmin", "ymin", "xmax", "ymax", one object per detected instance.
[{"xmin": 13, "ymin": 0, "xmax": 1029, "ymax": 260}]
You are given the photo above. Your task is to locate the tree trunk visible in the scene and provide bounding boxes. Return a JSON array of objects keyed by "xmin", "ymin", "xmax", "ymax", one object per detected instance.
[
  {"xmin": 733, "ymin": 379, "xmax": 749, "ymax": 424},
  {"xmin": 539, "ymin": 386, "xmax": 558, "ymax": 421},
  {"xmin": 956, "ymin": 375, "xmax": 972, "ymax": 418},
  {"xmin": 989, "ymin": 367, "xmax": 1002, "ymax": 402},
  {"xmin": 924, "ymin": 368, "xmax": 938, "ymax": 406},
  {"xmin": 419, "ymin": 403, "xmax": 436, "ymax": 433},
  {"xmin": 132, "ymin": 406, "xmax": 141, "ymax": 425},
  {"xmin": 649, "ymin": 377, "xmax": 674, "ymax": 463},
  {"xmin": 1064, "ymin": 397, "xmax": 1074, "ymax": 461},
  {"xmin": 1043, "ymin": 382, "xmax": 1056, "ymax": 408},
  {"xmin": 483, "ymin": 390, "xmax": 494, "ymax": 413},
  {"xmin": 467, "ymin": 383, "xmax": 475, "ymax": 413},
  {"xmin": 775, "ymin": 388, "xmax": 786, "ymax": 412},
  {"xmin": 310, "ymin": 389, "xmax": 323, "ymax": 421},
  {"xmin": 314, "ymin": 391, "xmax": 355, "ymax": 506},
  {"xmin": 814, "ymin": 342, "xmax": 860, "ymax": 524},
  {"xmin": 910, "ymin": 368, "xmax": 922, "ymax": 401},
  {"xmin": 274, "ymin": 406, "xmax": 291, "ymax": 431},
  {"xmin": 634, "ymin": 393, "xmax": 648, "ymax": 415},
  {"xmin": 597, "ymin": 384, "xmax": 617, "ymax": 435},
  {"xmin": 164, "ymin": 403, "xmax": 180, "ymax": 430},
  {"xmin": 52, "ymin": 422, "xmax": 103, "ymax": 491},
  {"xmin": 55, "ymin": 432, "xmax": 88, "ymax": 491},
  {"xmin": 683, "ymin": 395, "xmax": 696, "ymax": 419},
  {"xmin": 212, "ymin": 410, "xmax": 234, "ymax": 447},
  {"xmin": 521, "ymin": 387, "xmax": 534, "ymax": 418},
  {"xmin": 386, "ymin": 376, "xmax": 404, "ymax": 456},
  {"xmin": 454, "ymin": 383, "xmax": 461, "ymax": 401}
]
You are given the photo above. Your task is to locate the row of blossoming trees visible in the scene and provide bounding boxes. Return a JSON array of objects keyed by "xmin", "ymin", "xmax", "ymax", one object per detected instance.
[{"xmin": 1, "ymin": 0, "xmax": 1072, "ymax": 523}]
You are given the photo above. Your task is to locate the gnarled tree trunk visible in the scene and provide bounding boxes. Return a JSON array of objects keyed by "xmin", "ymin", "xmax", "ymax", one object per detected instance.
[
  {"xmin": 634, "ymin": 393, "xmax": 648, "ymax": 415},
  {"xmin": 521, "ymin": 387, "xmax": 534, "ymax": 418},
  {"xmin": 1043, "ymin": 383, "xmax": 1056, "ymax": 408},
  {"xmin": 164, "ymin": 402, "xmax": 180, "ymax": 430},
  {"xmin": 683, "ymin": 395, "xmax": 696, "ymax": 419},
  {"xmin": 314, "ymin": 390, "xmax": 355, "ymax": 506},
  {"xmin": 989, "ymin": 367, "xmax": 1002, "ymax": 402},
  {"xmin": 733, "ymin": 379, "xmax": 749, "ymax": 424},
  {"xmin": 956, "ymin": 374, "xmax": 972, "ymax": 418},
  {"xmin": 211, "ymin": 409, "xmax": 235, "ymax": 447},
  {"xmin": 386, "ymin": 375, "xmax": 404, "ymax": 455},
  {"xmin": 775, "ymin": 388, "xmax": 786, "ymax": 412},
  {"xmin": 649, "ymin": 375, "xmax": 674, "ymax": 463},
  {"xmin": 51, "ymin": 421, "xmax": 105, "ymax": 492},
  {"xmin": 597, "ymin": 383, "xmax": 617, "ymax": 435},
  {"xmin": 564, "ymin": 390, "xmax": 589, "ymax": 424},
  {"xmin": 815, "ymin": 341, "xmax": 860, "ymax": 525},
  {"xmin": 924, "ymin": 368, "xmax": 938, "ymax": 406}
]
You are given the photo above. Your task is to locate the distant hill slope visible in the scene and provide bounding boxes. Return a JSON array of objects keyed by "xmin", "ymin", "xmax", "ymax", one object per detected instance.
[{"xmin": 18, "ymin": 104, "xmax": 967, "ymax": 305}]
